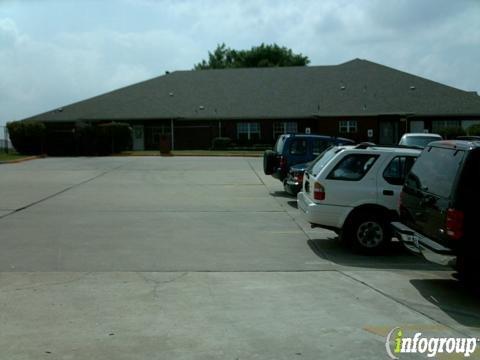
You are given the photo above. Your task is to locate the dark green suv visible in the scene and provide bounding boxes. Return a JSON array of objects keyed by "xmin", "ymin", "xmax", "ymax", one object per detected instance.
[{"xmin": 392, "ymin": 140, "xmax": 480, "ymax": 280}]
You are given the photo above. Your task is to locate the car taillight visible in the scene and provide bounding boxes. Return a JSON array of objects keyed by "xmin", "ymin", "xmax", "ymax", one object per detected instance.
[
  {"xmin": 446, "ymin": 208, "xmax": 464, "ymax": 240},
  {"xmin": 313, "ymin": 181, "xmax": 325, "ymax": 200},
  {"xmin": 278, "ymin": 156, "xmax": 287, "ymax": 170},
  {"xmin": 293, "ymin": 173, "xmax": 304, "ymax": 183}
]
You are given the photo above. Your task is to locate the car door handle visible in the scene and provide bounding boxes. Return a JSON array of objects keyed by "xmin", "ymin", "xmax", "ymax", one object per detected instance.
[{"xmin": 383, "ymin": 190, "xmax": 394, "ymax": 196}]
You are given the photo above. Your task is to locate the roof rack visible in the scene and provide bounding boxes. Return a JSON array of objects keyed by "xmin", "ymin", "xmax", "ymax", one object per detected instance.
[
  {"xmin": 354, "ymin": 142, "xmax": 423, "ymax": 150},
  {"xmin": 354, "ymin": 142, "xmax": 376, "ymax": 149}
]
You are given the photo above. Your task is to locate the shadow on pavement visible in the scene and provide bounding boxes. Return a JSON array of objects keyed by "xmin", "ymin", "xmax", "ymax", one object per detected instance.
[
  {"xmin": 287, "ymin": 200, "xmax": 298, "ymax": 209},
  {"xmin": 269, "ymin": 191, "xmax": 295, "ymax": 199},
  {"xmin": 410, "ymin": 278, "xmax": 480, "ymax": 328},
  {"xmin": 307, "ymin": 237, "xmax": 446, "ymax": 270}
]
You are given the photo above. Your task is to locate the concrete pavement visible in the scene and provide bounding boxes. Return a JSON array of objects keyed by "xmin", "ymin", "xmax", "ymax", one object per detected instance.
[{"xmin": 0, "ymin": 157, "xmax": 478, "ymax": 359}]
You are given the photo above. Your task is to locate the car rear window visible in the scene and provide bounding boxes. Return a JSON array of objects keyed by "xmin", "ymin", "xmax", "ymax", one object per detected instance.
[
  {"xmin": 274, "ymin": 135, "xmax": 287, "ymax": 153},
  {"xmin": 405, "ymin": 147, "xmax": 465, "ymax": 198},
  {"xmin": 289, "ymin": 139, "xmax": 307, "ymax": 155},
  {"xmin": 312, "ymin": 139, "xmax": 332, "ymax": 156},
  {"xmin": 400, "ymin": 136, "xmax": 441, "ymax": 147},
  {"xmin": 309, "ymin": 146, "xmax": 342, "ymax": 176}
]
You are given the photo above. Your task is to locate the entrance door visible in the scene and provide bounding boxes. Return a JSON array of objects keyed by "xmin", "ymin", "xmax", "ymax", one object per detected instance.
[
  {"xmin": 145, "ymin": 125, "xmax": 171, "ymax": 150},
  {"xmin": 132, "ymin": 125, "xmax": 144, "ymax": 150}
]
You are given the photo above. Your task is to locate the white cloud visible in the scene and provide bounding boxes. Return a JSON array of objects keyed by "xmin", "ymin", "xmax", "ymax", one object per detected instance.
[{"xmin": 0, "ymin": 21, "xmax": 199, "ymax": 124}]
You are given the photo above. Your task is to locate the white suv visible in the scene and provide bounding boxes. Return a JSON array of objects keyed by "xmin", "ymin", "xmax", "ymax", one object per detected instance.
[{"xmin": 297, "ymin": 144, "xmax": 421, "ymax": 253}]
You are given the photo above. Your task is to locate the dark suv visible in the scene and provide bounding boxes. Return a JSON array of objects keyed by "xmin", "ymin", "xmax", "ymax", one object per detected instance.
[
  {"xmin": 392, "ymin": 140, "xmax": 480, "ymax": 280},
  {"xmin": 263, "ymin": 134, "xmax": 354, "ymax": 181}
]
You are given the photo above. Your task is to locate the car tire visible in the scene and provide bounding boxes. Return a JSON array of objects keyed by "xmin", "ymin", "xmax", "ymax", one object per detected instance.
[
  {"xmin": 455, "ymin": 254, "xmax": 478, "ymax": 290},
  {"xmin": 263, "ymin": 150, "xmax": 277, "ymax": 175},
  {"xmin": 345, "ymin": 213, "xmax": 391, "ymax": 254},
  {"xmin": 283, "ymin": 178, "xmax": 291, "ymax": 194}
]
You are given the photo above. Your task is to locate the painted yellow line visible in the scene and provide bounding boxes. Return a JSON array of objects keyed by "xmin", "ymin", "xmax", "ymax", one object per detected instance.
[{"xmin": 364, "ymin": 324, "xmax": 450, "ymax": 337}]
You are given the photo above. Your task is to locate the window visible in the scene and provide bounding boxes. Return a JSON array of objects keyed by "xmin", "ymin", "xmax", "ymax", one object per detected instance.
[
  {"xmin": 309, "ymin": 147, "xmax": 346, "ymax": 176},
  {"xmin": 432, "ymin": 120, "xmax": 461, "ymax": 132},
  {"xmin": 405, "ymin": 147, "xmax": 465, "ymax": 198},
  {"xmin": 339, "ymin": 120, "xmax": 357, "ymax": 133},
  {"xmin": 274, "ymin": 135, "xmax": 288, "ymax": 153},
  {"xmin": 327, "ymin": 154, "xmax": 378, "ymax": 181},
  {"xmin": 237, "ymin": 122, "xmax": 261, "ymax": 141},
  {"xmin": 289, "ymin": 139, "xmax": 307, "ymax": 155},
  {"xmin": 461, "ymin": 120, "xmax": 480, "ymax": 130},
  {"xmin": 312, "ymin": 140, "xmax": 333, "ymax": 156},
  {"xmin": 400, "ymin": 135, "xmax": 442, "ymax": 147},
  {"xmin": 383, "ymin": 156, "xmax": 417, "ymax": 185},
  {"xmin": 273, "ymin": 121, "xmax": 297, "ymax": 139}
]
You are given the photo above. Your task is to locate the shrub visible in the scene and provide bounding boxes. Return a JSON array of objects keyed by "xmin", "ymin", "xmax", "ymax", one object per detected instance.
[
  {"xmin": 437, "ymin": 127, "xmax": 466, "ymax": 140},
  {"xmin": 74, "ymin": 122, "xmax": 97, "ymax": 155},
  {"xmin": 211, "ymin": 137, "xmax": 232, "ymax": 150},
  {"xmin": 467, "ymin": 124, "xmax": 480, "ymax": 136},
  {"xmin": 7, "ymin": 120, "xmax": 46, "ymax": 155}
]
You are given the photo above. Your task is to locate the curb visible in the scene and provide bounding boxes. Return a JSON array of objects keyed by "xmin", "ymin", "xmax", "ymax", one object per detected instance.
[
  {"xmin": 118, "ymin": 153, "xmax": 263, "ymax": 158},
  {"xmin": 0, "ymin": 155, "xmax": 43, "ymax": 164},
  {"xmin": 171, "ymin": 153, "xmax": 262, "ymax": 158}
]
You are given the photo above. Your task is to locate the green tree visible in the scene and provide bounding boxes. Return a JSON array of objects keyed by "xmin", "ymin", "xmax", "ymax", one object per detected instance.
[
  {"xmin": 194, "ymin": 43, "xmax": 310, "ymax": 70},
  {"xmin": 467, "ymin": 123, "xmax": 480, "ymax": 136}
]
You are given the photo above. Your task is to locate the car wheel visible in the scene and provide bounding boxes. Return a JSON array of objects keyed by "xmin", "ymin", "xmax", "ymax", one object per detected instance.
[
  {"xmin": 283, "ymin": 178, "xmax": 290, "ymax": 194},
  {"xmin": 346, "ymin": 213, "xmax": 390, "ymax": 254}
]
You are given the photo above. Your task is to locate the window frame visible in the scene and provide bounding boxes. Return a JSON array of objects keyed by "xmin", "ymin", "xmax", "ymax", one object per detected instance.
[
  {"xmin": 237, "ymin": 122, "xmax": 261, "ymax": 140},
  {"xmin": 383, "ymin": 156, "xmax": 417, "ymax": 186},
  {"xmin": 273, "ymin": 121, "xmax": 298, "ymax": 139},
  {"xmin": 432, "ymin": 120, "xmax": 461, "ymax": 132},
  {"xmin": 339, "ymin": 120, "xmax": 358, "ymax": 134}
]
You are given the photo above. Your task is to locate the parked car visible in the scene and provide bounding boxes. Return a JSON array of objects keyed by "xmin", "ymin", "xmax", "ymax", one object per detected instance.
[
  {"xmin": 298, "ymin": 143, "xmax": 421, "ymax": 253},
  {"xmin": 391, "ymin": 140, "xmax": 480, "ymax": 281},
  {"xmin": 457, "ymin": 135, "xmax": 480, "ymax": 141},
  {"xmin": 283, "ymin": 161, "xmax": 311, "ymax": 196},
  {"xmin": 398, "ymin": 133, "xmax": 442, "ymax": 148},
  {"xmin": 283, "ymin": 144, "xmax": 351, "ymax": 196},
  {"xmin": 263, "ymin": 134, "xmax": 354, "ymax": 181}
]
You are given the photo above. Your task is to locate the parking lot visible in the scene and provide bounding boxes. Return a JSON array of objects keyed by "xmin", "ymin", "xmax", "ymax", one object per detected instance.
[{"xmin": 0, "ymin": 157, "xmax": 479, "ymax": 359}]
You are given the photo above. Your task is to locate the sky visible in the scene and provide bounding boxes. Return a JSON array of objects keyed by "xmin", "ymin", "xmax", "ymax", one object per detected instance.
[{"xmin": 0, "ymin": 0, "xmax": 479, "ymax": 127}]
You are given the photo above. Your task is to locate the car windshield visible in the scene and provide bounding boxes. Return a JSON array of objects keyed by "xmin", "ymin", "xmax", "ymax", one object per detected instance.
[
  {"xmin": 400, "ymin": 136, "xmax": 441, "ymax": 148},
  {"xmin": 308, "ymin": 146, "xmax": 344, "ymax": 176}
]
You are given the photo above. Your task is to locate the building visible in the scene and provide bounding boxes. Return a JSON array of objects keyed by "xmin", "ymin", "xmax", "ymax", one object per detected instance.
[{"xmin": 22, "ymin": 59, "xmax": 480, "ymax": 150}]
